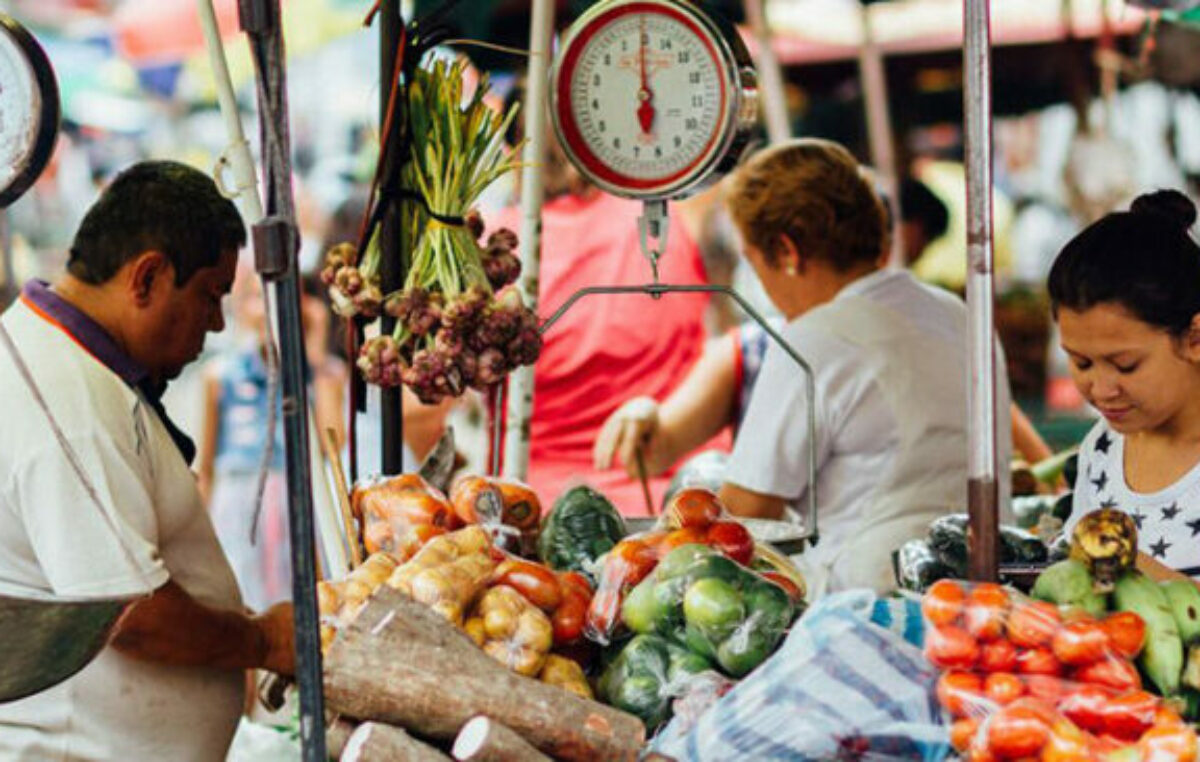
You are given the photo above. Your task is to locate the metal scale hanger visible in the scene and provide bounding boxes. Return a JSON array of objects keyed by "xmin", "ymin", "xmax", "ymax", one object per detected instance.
[{"xmin": 495, "ymin": 0, "xmax": 821, "ymax": 537}]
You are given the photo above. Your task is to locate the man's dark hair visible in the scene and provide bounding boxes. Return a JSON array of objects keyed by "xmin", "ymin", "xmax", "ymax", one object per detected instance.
[
  {"xmin": 67, "ymin": 160, "xmax": 246, "ymax": 286},
  {"xmin": 1048, "ymin": 189, "xmax": 1200, "ymax": 337},
  {"xmin": 900, "ymin": 177, "xmax": 949, "ymax": 242}
]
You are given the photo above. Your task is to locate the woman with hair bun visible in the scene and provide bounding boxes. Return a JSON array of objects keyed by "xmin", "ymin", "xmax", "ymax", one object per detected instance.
[{"xmin": 1052, "ymin": 190, "xmax": 1200, "ymax": 577}]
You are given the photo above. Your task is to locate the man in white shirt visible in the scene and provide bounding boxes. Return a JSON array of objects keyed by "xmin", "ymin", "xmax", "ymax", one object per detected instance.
[{"xmin": 0, "ymin": 160, "xmax": 294, "ymax": 760}]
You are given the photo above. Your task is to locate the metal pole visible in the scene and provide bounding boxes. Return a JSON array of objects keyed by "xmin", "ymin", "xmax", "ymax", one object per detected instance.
[
  {"xmin": 236, "ymin": 0, "xmax": 325, "ymax": 757},
  {"xmin": 963, "ymin": 0, "xmax": 999, "ymax": 582},
  {"xmin": 501, "ymin": 0, "xmax": 556, "ymax": 480},
  {"xmin": 379, "ymin": 2, "xmax": 405, "ymax": 475},
  {"xmin": 197, "ymin": 0, "xmax": 262, "ymax": 222},
  {"xmin": 856, "ymin": 1, "xmax": 900, "ymax": 265},
  {"xmin": 0, "ymin": 210, "xmax": 14, "ymax": 309},
  {"xmin": 743, "ymin": 0, "xmax": 790, "ymax": 143}
]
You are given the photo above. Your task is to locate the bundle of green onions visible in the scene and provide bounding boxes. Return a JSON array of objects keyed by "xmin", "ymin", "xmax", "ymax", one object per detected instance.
[{"xmin": 321, "ymin": 58, "xmax": 537, "ymax": 403}]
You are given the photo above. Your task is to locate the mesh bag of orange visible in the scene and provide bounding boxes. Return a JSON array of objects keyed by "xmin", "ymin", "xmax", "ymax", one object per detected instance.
[{"xmin": 922, "ymin": 579, "xmax": 1197, "ymax": 760}]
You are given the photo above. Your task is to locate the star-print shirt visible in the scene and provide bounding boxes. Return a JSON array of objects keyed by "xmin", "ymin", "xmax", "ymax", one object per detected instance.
[{"xmin": 1068, "ymin": 420, "xmax": 1200, "ymax": 578}]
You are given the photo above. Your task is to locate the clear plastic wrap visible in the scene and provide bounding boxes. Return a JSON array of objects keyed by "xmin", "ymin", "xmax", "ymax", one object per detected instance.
[
  {"xmin": 385, "ymin": 525, "xmax": 497, "ymax": 626},
  {"xmin": 584, "ymin": 487, "xmax": 805, "ymax": 645},
  {"xmin": 352, "ymin": 473, "xmax": 462, "ymax": 559},
  {"xmin": 463, "ymin": 584, "xmax": 554, "ymax": 677},
  {"xmin": 618, "ymin": 544, "xmax": 797, "ymax": 679},
  {"xmin": 449, "ymin": 475, "xmax": 542, "ymax": 555},
  {"xmin": 596, "ymin": 633, "xmax": 722, "ymax": 731},
  {"xmin": 921, "ymin": 579, "xmax": 1198, "ymax": 760}
]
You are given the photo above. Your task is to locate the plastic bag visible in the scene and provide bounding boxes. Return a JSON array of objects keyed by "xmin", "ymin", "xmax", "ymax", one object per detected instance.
[
  {"xmin": 620, "ymin": 544, "xmax": 797, "ymax": 679},
  {"xmin": 584, "ymin": 488, "xmax": 805, "ymax": 645},
  {"xmin": 352, "ymin": 473, "xmax": 462, "ymax": 559},
  {"xmin": 385, "ymin": 525, "xmax": 496, "ymax": 625},
  {"xmin": 597, "ymin": 633, "xmax": 722, "ymax": 731},
  {"xmin": 487, "ymin": 557, "xmax": 594, "ymax": 647},
  {"xmin": 450, "ymin": 475, "xmax": 542, "ymax": 555},
  {"xmin": 921, "ymin": 578, "xmax": 1198, "ymax": 759},
  {"xmin": 316, "ymin": 551, "xmax": 400, "ymax": 652},
  {"xmin": 649, "ymin": 590, "xmax": 951, "ymax": 761},
  {"xmin": 893, "ymin": 540, "xmax": 953, "ymax": 593},
  {"xmin": 462, "ymin": 584, "xmax": 554, "ymax": 677}
]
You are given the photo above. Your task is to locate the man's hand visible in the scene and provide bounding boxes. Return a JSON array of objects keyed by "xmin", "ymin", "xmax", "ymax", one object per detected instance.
[
  {"xmin": 253, "ymin": 602, "xmax": 295, "ymax": 676},
  {"xmin": 111, "ymin": 581, "xmax": 295, "ymax": 675},
  {"xmin": 593, "ymin": 397, "xmax": 665, "ymax": 478}
]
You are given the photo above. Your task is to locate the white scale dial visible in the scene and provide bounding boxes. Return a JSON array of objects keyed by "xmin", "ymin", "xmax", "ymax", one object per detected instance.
[
  {"xmin": 570, "ymin": 13, "xmax": 722, "ymax": 181},
  {"xmin": 552, "ymin": 0, "xmax": 756, "ymax": 200}
]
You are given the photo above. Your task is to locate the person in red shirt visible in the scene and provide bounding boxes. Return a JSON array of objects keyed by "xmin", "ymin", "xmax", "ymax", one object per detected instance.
[{"xmin": 491, "ymin": 89, "xmax": 724, "ymax": 515}]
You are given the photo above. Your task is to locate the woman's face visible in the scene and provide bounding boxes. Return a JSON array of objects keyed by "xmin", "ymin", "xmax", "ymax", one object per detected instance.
[
  {"xmin": 1058, "ymin": 302, "xmax": 1200, "ymax": 435},
  {"xmin": 742, "ymin": 241, "xmax": 811, "ymax": 320}
]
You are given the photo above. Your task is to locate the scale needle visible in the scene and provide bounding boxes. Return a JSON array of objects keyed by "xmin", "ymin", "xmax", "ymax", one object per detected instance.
[{"xmin": 637, "ymin": 16, "xmax": 655, "ymax": 134}]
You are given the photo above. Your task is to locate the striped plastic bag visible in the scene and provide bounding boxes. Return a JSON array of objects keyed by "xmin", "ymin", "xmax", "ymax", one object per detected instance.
[{"xmin": 648, "ymin": 590, "xmax": 950, "ymax": 762}]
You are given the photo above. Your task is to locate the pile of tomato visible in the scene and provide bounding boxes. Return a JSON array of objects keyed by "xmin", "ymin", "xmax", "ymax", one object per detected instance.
[{"xmin": 921, "ymin": 579, "xmax": 1197, "ymax": 761}]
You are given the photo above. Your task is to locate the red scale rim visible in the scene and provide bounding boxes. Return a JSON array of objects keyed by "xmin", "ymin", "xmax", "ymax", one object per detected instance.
[{"xmin": 554, "ymin": 1, "xmax": 729, "ymax": 194}]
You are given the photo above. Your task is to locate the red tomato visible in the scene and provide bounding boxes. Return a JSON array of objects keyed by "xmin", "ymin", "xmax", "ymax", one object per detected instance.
[
  {"xmin": 609, "ymin": 539, "xmax": 659, "ymax": 587},
  {"xmin": 1072, "ymin": 658, "xmax": 1142, "ymax": 692},
  {"xmin": 1041, "ymin": 719, "xmax": 1094, "ymax": 762},
  {"xmin": 951, "ymin": 717, "xmax": 981, "ymax": 752},
  {"xmin": 925, "ymin": 625, "xmax": 980, "ymax": 670},
  {"xmin": 551, "ymin": 594, "xmax": 588, "ymax": 646},
  {"xmin": 986, "ymin": 705, "xmax": 1051, "ymax": 758},
  {"xmin": 1154, "ymin": 705, "xmax": 1185, "ymax": 728},
  {"xmin": 1007, "ymin": 601, "xmax": 1060, "ymax": 648},
  {"xmin": 1015, "ymin": 647, "xmax": 1061, "ymax": 676},
  {"xmin": 1100, "ymin": 612, "xmax": 1146, "ymax": 660},
  {"xmin": 1022, "ymin": 675, "xmax": 1068, "ymax": 705},
  {"xmin": 983, "ymin": 673, "xmax": 1025, "ymax": 706},
  {"xmin": 492, "ymin": 558, "xmax": 563, "ymax": 612},
  {"xmin": 964, "ymin": 584, "xmax": 1009, "ymax": 642},
  {"xmin": 1102, "ymin": 690, "xmax": 1158, "ymax": 742},
  {"xmin": 666, "ymin": 488, "xmax": 723, "ymax": 529},
  {"xmin": 558, "ymin": 571, "xmax": 593, "ymax": 598},
  {"xmin": 704, "ymin": 521, "xmax": 754, "ymax": 566},
  {"xmin": 1139, "ymin": 723, "xmax": 1199, "ymax": 762},
  {"xmin": 550, "ymin": 572, "xmax": 592, "ymax": 646},
  {"xmin": 585, "ymin": 588, "xmax": 621, "ymax": 635},
  {"xmin": 1051, "ymin": 621, "xmax": 1110, "ymax": 666},
  {"xmin": 1058, "ymin": 684, "xmax": 1112, "ymax": 733},
  {"xmin": 937, "ymin": 671, "xmax": 985, "ymax": 718},
  {"xmin": 979, "ymin": 639, "xmax": 1019, "ymax": 673},
  {"xmin": 923, "ymin": 579, "xmax": 966, "ymax": 627}
]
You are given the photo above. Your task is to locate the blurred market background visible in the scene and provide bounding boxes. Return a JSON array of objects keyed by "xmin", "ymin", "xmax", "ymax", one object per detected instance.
[{"xmin": 3, "ymin": 0, "xmax": 1200, "ymax": 453}]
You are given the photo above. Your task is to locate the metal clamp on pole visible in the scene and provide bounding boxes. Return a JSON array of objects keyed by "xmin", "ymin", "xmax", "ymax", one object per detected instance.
[
  {"xmin": 252, "ymin": 216, "xmax": 297, "ymax": 280},
  {"xmin": 237, "ymin": 0, "xmax": 276, "ymax": 34},
  {"xmin": 636, "ymin": 199, "xmax": 668, "ymax": 288}
]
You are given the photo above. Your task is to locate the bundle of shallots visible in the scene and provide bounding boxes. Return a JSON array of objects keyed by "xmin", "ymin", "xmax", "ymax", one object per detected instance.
[{"xmin": 323, "ymin": 58, "xmax": 539, "ymax": 404}]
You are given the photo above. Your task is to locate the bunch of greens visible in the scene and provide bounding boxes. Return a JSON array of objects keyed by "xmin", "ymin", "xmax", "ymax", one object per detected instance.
[{"xmin": 322, "ymin": 58, "xmax": 538, "ymax": 403}]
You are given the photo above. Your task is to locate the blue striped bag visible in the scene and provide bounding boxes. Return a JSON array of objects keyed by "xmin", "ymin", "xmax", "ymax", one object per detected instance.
[{"xmin": 647, "ymin": 590, "xmax": 950, "ymax": 762}]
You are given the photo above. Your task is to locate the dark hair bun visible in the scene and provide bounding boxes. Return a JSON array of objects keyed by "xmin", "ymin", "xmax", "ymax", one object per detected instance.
[{"xmin": 1130, "ymin": 189, "xmax": 1197, "ymax": 230}]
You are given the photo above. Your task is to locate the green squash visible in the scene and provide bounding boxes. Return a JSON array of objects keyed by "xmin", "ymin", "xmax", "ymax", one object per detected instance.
[{"xmin": 537, "ymin": 485, "xmax": 627, "ymax": 577}]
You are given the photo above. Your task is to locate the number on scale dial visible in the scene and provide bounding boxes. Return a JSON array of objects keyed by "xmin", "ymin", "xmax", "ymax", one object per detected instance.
[{"xmin": 552, "ymin": 0, "xmax": 754, "ymax": 199}]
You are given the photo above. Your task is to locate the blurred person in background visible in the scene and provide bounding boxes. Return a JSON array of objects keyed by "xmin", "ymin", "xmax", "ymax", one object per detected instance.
[
  {"xmin": 489, "ymin": 78, "xmax": 723, "ymax": 515},
  {"xmin": 196, "ymin": 267, "xmax": 346, "ymax": 610}
]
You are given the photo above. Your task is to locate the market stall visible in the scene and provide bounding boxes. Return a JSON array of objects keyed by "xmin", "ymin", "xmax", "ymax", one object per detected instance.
[{"xmin": 208, "ymin": 0, "xmax": 1200, "ymax": 760}]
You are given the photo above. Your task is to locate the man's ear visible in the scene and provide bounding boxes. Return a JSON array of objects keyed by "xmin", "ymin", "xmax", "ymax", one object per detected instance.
[
  {"xmin": 1184, "ymin": 313, "xmax": 1200, "ymax": 363},
  {"xmin": 127, "ymin": 251, "xmax": 169, "ymax": 307}
]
